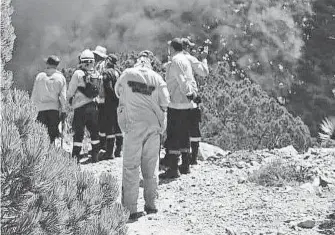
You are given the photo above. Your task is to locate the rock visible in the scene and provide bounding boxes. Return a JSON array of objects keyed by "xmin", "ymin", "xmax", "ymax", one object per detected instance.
[
  {"xmin": 297, "ymin": 220, "xmax": 316, "ymax": 229},
  {"xmin": 238, "ymin": 176, "xmax": 247, "ymax": 184},
  {"xmin": 250, "ymin": 160, "xmax": 260, "ymax": 167},
  {"xmin": 300, "ymin": 183, "xmax": 317, "ymax": 193},
  {"xmin": 198, "ymin": 142, "xmax": 229, "ymax": 161},
  {"xmin": 236, "ymin": 161, "xmax": 245, "ymax": 169},
  {"xmin": 224, "ymin": 227, "xmax": 237, "ymax": 235},
  {"xmin": 319, "ymin": 175, "xmax": 333, "ymax": 187},
  {"xmin": 276, "ymin": 145, "xmax": 298, "ymax": 157}
]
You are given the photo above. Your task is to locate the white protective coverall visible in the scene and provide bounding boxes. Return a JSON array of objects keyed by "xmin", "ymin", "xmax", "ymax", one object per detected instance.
[{"xmin": 115, "ymin": 62, "xmax": 170, "ymax": 213}]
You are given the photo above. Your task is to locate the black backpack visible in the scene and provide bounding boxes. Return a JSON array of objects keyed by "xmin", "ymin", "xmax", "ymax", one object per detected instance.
[
  {"xmin": 103, "ymin": 68, "xmax": 120, "ymax": 101},
  {"xmin": 77, "ymin": 69, "xmax": 100, "ymax": 98}
]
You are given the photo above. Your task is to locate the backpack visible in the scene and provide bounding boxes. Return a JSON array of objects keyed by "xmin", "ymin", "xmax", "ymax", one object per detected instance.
[
  {"xmin": 102, "ymin": 68, "xmax": 120, "ymax": 101},
  {"xmin": 77, "ymin": 69, "xmax": 100, "ymax": 98}
]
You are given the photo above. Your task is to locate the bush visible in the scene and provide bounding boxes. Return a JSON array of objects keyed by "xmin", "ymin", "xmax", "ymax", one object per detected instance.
[
  {"xmin": 1, "ymin": 89, "xmax": 129, "ymax": 235},
  {"xmin": 248, "ymin": 158, "xmax": 313, "ymax": 187},
  {"xmin": 199, "ymin": 68, "xmax": 312, "ymax": 152},
  {"xmin": 1, "ymin": 1, "xmax": 129, "ymax": 233}
]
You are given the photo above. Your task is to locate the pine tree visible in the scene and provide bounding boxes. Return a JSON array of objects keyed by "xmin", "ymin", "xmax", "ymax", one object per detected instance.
[
  {"xmin": 1, "ymin": 1, "xmax": 129, "ymax": 234},
  {"xmin": 199, "ymin": 69, "xmax": 312, "ymax": 152},
  {"xmin": 1, "ymin": 0, "xmax": 16, "ymax": 91},
  {"xmin": 287, "ymin": 0, "xmax": 335, "ymax": 137}
]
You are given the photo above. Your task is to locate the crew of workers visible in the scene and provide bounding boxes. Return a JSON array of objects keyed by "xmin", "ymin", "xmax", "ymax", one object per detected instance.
[{"xmin": 31, "ymin": 37, "xmax": 209, "ymax": 220}]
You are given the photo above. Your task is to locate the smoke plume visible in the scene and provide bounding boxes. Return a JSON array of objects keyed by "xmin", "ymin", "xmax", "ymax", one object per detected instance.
[{"xmin": 9, "ymin": 0, "xmax": 312, "ymax": 92}]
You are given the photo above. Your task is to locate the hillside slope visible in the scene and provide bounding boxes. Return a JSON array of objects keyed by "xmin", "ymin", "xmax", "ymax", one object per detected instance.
[{"xmin": 77, "ymin": 143, "xmax": 335, "ymax": 235}]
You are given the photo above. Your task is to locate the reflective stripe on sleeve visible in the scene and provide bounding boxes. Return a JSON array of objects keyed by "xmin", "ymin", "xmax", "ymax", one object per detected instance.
[
  {"xmin": 91, "ymin": 140, "xmax": 100, "ymax": 145},
  {"xmin": 99, "ymin": 132, "xmax": 106, "ymax": 137},
  {"xmin": 73, "ymin": 142, "xmax": 83, "ymax": 147},
  {"xmin": 190, "ymin": 137, "xmax": 201, "ymax": 142}
]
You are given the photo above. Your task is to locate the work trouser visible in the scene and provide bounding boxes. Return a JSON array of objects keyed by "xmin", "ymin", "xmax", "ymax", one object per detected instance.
[
  {"xmin": 72, "ymin": 102, "xmax": 100, "ymax": 161},
  {"xmin": 105, "ymin": 101, "xmax": 123, "ymax": 157},
  {"xmin": 98, "ymin": 103, "xmax": 107, "ymax": 150},
  {"xmin": 164, "ymin": 108, "xmax": 191, "ymax": 169},
  {"xmin": 122, "ymin": 123, "xmax": 160, "ymax": 214},
  {"xmin": 189, "ymin": 107, "xmax": 202, "ymax": 162},
  {"xmin": 37, "ymin": 109, "xmax": 60, "ymax": 143}
]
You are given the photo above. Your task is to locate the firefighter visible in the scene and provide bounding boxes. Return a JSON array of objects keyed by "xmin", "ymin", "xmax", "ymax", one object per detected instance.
[
  {"xmin": 181, "ymin": 37, "xmax": 209, "ymax": 165},
  {"xmin": 159, "ymin": 38, "xmax": 198, "ymax": 179},
  {"xmin": 93, "ymin": 45, "xmax": 109, "ymax": 154},
  {"xmin": 93, "ymin": 45, "xmax": 108, "ymax": 73},
  {"xmin": 100, "ymin": 54, "xmax": 123, "ymax": 159},
  {"xmin": 115, "ymin": 51, "xmax": 170, "ymax": 220},
  {"xmin": 31, "ymin": 55, "xmax": 67, "ymax": 143},
  {"xmin": 67, "ymin": 49, "xmax": 101, "ymax": 163}
]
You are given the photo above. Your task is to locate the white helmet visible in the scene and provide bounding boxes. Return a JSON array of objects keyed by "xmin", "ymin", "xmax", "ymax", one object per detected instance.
[{"xmin": 79, "ymin": 49, "xmax": 95, "ymax": 63}]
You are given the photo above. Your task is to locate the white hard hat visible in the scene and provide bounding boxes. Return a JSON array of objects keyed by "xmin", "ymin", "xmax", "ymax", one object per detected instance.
[{"xmin": 80, "ymin": 49, "xmax": 95, "ymax": 62}]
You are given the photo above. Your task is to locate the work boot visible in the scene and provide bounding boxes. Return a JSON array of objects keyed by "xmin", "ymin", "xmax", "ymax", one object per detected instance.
[
  {"xmin": 99, "ymin": 136, "xmax": 106, "ymax": 152},
  {"xmin": 144, "ymin": 205, "xmax": 158, "ymax": 214},
  {"xmin": 190, "ymin": 142, "xmax": 199, "ymax": 165},
  {"xmin": 91, "ymin": 144, "xmax": 100, "ymax": 163},
  {"xmin": 114, "ymin": 136, "xmax": 123, "ymax": 158},
  {"xmin": 72, "ymin": 146, "xmax": 82, "ymax": 163},
  {"xmin": 179, "ymin": 152, "xmax": 191, "ymax": 174},
  {"xmin": 159, "ymin": 152, "xmax": 170, "ymax": 168},
  {"xmin": 128, "ymin": 211, "xmax": 145, "ymax": 221},
  {"xmin": 159, "ymin": 154, "xmax": 180, "ymax": 179},
  {"xmin": 104, "ymin": 137, "xmax": 115, "ymax": 160}
]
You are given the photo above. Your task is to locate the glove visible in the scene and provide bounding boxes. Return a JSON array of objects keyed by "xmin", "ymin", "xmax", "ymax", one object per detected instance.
[
  {"xmin": 60, "ymin": 112, "xmax": 66, "ymax": 122},
  {"xmin": 187, "ymin": 94, "xmax": 195, "ymax": 101},
  {"xmin": 199, "ymin": 50, "xmax": 208, "ymax": 60},
  {"xmin": 194, "ymin": 96, "xmax": 202, "ymax": 104}
]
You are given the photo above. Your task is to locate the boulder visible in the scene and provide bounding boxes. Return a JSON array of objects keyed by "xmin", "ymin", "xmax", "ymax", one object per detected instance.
[
  {"xmin": 274, "ymin": 145, "xmax": 298, "ymax": 158},
  {"xmin": 198, "ymin": 142, "xmax": 230, "ymax": 161},
  {"xmin": 297, "ymin": 220, "xmax": 316, "ymax": 229}
]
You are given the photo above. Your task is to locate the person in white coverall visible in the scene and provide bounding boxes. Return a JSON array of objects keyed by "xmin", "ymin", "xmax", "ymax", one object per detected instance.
[{"xmin": 115, "ymin": 51, "xmax": 170, "ymax": 220}]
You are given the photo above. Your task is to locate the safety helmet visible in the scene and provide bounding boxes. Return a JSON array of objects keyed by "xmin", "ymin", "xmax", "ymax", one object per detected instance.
[
  {"xmin": 79, "ymin": 49, "xmax": 95, "ymax": 63},
  {"xmin": 138, "ymin": 50, "xmax": 154, "ymax": 58}
]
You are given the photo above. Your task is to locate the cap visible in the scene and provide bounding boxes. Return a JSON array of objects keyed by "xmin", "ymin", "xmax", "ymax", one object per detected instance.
[
  {"xmin": 106, "ymin": 53, "xmax": 118, "ymax": 64},
  {"xmin": 45, "ymin": 55, "xmax": 60, "ymax": 66},
  {"xmin": 181, "ymin": 38, "xmax": 195, "ymax": 48},
  {"xmin": 168, "ymin": 38, "xmax": 183, "ymax": 51},
  {"xmin": 93, "ymin": 45, "xmax": 107, "ymax": 58}
]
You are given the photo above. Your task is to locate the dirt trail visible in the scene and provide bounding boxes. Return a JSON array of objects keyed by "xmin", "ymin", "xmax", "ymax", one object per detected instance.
[{"xmin": 80, "ymin": 145, "xmax": 335, "ymax": 235}]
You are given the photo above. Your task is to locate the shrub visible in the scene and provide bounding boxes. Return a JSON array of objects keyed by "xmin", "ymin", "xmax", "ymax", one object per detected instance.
[
  {"xmin": 248, "ymin": 158, "xmax": 313, "ymax": 187},
  {"xmin": 198, "ymin": 68, "xmax": 312, "ymax": 152},
  {"xmin": 1, "ymin": 0, "xmax": 129, "ymax": 233},
  {"xmin": 1, "ymin": 89, "xmax": 129, "ymax": 235}
]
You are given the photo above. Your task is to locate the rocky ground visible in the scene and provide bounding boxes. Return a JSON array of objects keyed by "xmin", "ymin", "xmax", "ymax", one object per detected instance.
[{"xmin": 78, "ymin": 143, "xmax": 335, "ymax": 235}]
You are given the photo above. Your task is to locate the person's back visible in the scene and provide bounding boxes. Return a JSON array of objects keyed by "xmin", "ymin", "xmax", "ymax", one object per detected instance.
[
  {"xmin": 101, "ymin": 62, "xmax": 123, "ymax": 160},
  {"xmin": 165, "ymin": 52, "xmax": 197, "ymax": 109},
  {"xmin": 67, "ymin": 68, "xmax": 101, "ymax": 108},
  {"xmin": 32, "ymin": 68, "xmax": 66, "ymax": 112},
  {"xmin": 116, "ymin": 65, "xmax": 167, "ymax": 129},
  {"xmin": 116, "ymin": 54, "xmax": 170, "ymax": 220},
  {"xmin": 31, "ymin": 55, "xmax": 66, "ymax": 143},
  {"xmin": 103, "ymin": 67, "xmax": 120, "ymax": 105}
]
